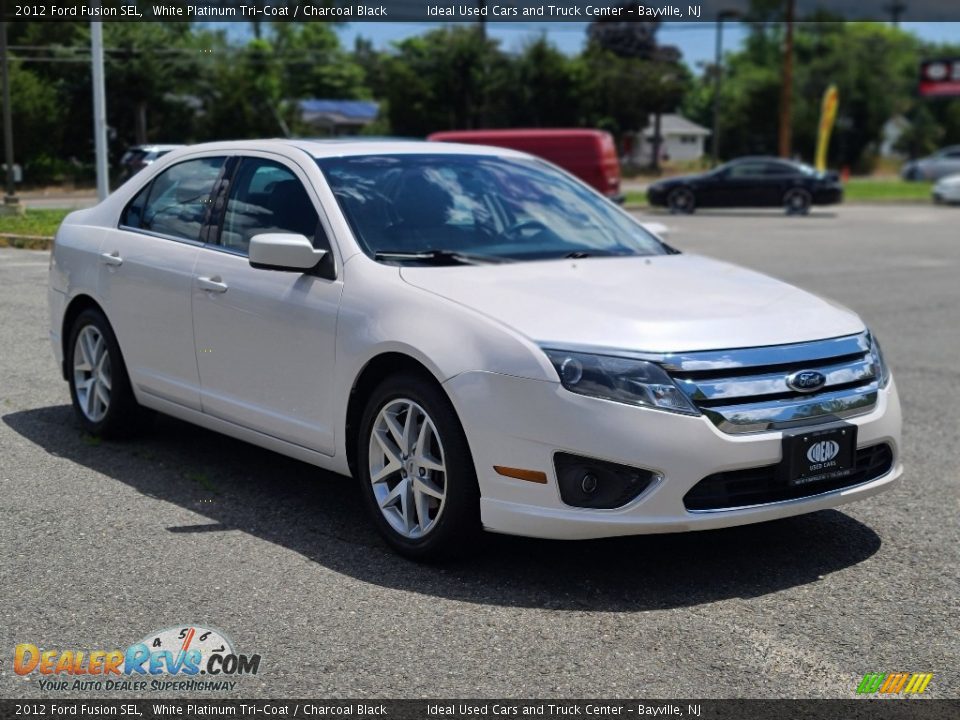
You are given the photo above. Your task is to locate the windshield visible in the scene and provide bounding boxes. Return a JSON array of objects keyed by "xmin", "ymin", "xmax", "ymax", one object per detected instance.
[{"xmin": 317, "ymin": 154, "xmax": 669, "ymax": 262}]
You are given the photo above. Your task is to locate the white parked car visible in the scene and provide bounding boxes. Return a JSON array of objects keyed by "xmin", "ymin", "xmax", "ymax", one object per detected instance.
[
  {"xmin": 49, "ymin": 140, "xmax": 902, "ymax": 560},
  {"xmin": 933, "ymin": 173, "xmax": 960, "ymax": 204}
]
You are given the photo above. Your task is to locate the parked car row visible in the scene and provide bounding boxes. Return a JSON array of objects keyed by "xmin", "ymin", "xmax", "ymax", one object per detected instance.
[{"xmin": 901, "ymin": 145, "xmax": 960, "ymax": 181}]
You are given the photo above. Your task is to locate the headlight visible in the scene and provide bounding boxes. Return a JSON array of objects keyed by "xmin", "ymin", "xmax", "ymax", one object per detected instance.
[
  {"xmin": 541, "ymin": 348, "xmax": 699, "ymax": 415},
  {"xmin": 868, "ymin": 333, "xmax": 891, "ymax": 388}
]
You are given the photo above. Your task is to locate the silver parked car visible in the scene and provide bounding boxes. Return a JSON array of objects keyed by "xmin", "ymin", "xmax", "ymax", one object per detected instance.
[{"xmin": 901, "ymin": 145, "xmax": 960, "ymax": 181}]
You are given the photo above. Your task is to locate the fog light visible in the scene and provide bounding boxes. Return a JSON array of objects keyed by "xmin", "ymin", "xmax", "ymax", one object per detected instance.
[
  {"xmin": 554, "ymin": 453, "xmax": 655, "ymax": 509},
  {"xmin": 581, "ymin": 473, "xmax": 599, "ymax": 494}
]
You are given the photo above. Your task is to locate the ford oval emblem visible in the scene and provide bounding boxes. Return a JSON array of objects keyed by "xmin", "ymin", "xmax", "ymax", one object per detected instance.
[{"xmin": 787, "ymin": 370, "xmax": 827, "ymax": 393}]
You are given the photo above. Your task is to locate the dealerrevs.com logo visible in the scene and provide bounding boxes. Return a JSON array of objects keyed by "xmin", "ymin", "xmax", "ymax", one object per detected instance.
[{"xmin": 14, "ymin": 625, "xmax": 261, "ymax": 692}]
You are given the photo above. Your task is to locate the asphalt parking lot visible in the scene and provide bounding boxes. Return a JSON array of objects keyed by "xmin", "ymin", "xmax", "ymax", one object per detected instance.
[{"xmin": 1, "ymin": 204, "xmax": 957, "ymax": 699}]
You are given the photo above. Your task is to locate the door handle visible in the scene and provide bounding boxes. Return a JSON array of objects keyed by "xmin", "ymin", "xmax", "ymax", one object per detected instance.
[
  {"xmin": 197, "ymin": 276, "xmax": 229, "ymax": 293},
  {"xmin": 99, "ymin": 251, "xmax": 123, "ymax": 267}
]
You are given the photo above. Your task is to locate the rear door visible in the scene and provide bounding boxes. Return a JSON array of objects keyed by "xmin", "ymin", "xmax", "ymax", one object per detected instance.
[
  {"xmin": 99, "ymin": 155, "xmax": 226, "ymax": 410},
  {"xmin": 191, "ymin": 153, "xmax": 342, "ymax": 454}
]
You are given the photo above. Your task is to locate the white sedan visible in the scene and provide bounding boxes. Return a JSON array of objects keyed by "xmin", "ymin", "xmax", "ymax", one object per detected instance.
[
  {"xmin": 49, "ymin": 140, "xmax": 902, "ymax": 560},
  {"xmin": 933, "ymin": 173, "xmax": 960, "ymax": 204}
]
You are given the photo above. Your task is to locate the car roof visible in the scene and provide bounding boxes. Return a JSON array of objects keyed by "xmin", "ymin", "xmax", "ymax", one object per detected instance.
[
  {"xmin": 165, "ymin": 138, "xmax": 532, "ymax": 160},
  {"xmin": 132, "ymin": 144, "xmax": 184, "ymax": 152}
]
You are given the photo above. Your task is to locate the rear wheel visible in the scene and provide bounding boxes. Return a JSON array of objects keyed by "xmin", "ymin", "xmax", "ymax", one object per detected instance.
[
  {"xmin": 67, "ymin": 308, "xmax": 149, "ymax": 438},
  {"xmin": 784, "ymin": 188, "xmax": 812, "ymax": 215},
  {"xmin": 357, "ymin": 373, "xmax": 480, "ymax": 561},
  {"xmin": 667, "ymin": 187, "xmax": 696, "ymax": 214}
]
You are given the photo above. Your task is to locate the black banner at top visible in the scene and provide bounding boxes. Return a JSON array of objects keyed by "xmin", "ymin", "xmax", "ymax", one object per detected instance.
[
  {"xmin": 4, "ymin": 0, "xmax": 960, "ymax": 22},
  {"xmin": 1, "ymin": 700, "xmax": 960, "ymax": 720}
]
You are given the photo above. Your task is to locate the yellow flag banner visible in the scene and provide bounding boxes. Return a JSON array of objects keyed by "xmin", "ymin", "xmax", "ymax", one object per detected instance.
[{"xmin": 815, "ymin": 84, "xmax": 839, "ymax": 172}]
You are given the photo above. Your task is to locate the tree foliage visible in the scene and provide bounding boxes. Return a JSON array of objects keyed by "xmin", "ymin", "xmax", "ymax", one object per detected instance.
[
  {"xmin": 683, "ymin": 22, "xmax": 960, "ymax": 170},
  {"xmin": 4, "ymin": 19, "xmax": 959, "ymax": 183}
]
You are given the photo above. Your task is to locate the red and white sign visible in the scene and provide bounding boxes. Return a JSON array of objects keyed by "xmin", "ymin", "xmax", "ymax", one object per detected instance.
[{"xmin": 919, "ymin": 58, "xmax": 960, "ymax": 97}]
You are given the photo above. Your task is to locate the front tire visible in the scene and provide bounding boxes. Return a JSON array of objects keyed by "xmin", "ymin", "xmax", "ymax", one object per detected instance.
[
  {"xmin": 357, "ymin": 373, "xmax": 481, "ymax": 561},
  {"xmin": 67, "ymin": 308, "xmax": 148, "ymax": 438}
]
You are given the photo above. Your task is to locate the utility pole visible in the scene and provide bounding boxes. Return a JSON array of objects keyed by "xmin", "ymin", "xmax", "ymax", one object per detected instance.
[
  {"xmin": 778, "ymin": 0, "xmax": 795, "ymax": 159},
  {"xmin": 477, "ymin": 0, "xmax": 486, "ymax": 40},
  {"xmin": 0, "ymin": 20, "xmax": 22, "ymax": 215},
  {"xmin": 712, "ymin": 10, "xmax": 738, "ymax": 166},
  {"xmin": 91, "ymin": 18, "xmax": 109, "ymax": 200}
]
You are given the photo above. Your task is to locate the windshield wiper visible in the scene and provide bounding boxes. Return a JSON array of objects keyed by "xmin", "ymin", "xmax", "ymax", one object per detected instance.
[{"xmin": 373, "ymin": 249, "xmax": 508, "ymax": 265}]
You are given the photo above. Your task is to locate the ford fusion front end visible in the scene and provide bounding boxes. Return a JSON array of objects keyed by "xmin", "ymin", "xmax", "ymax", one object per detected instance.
[{"xmin": 445, "ymin": 331, "xmax": 901, "ymax": 540}]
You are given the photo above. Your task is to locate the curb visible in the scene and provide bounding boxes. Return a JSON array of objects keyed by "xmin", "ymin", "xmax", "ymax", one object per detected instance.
[{"xmin": 0, "ymin": 234, "xmax": 53, "ymax": 250}]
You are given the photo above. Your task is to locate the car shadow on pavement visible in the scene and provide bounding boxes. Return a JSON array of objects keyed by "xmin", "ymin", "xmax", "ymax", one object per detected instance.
[{"xmin": 4, "ymin": 405, "xmax": 882, "ymax": 612}]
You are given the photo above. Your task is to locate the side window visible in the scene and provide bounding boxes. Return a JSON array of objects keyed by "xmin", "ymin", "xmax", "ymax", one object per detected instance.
[
  {"xmin": 764, "ymin": 162, "xmax": 798, "ymax": 176},
  {"xmin": 727, "ymin": 162, "xmax": 767, "ymax": 179},
  {"xmin": 220, "ymin": 158, "xmax": 321, "ymax": 255},
  {"xmin": 126, "ymin": 157, "xmax": 224, "ymax": 241},
  {"xmin": 120, "ymin": 184, "xmax": 150, "ymax": 228}
]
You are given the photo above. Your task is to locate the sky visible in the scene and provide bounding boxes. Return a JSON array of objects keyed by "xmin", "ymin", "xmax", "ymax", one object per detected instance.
[{"xmin": 335, "ymin": 21, "xmax": 960, "ymax": 69}]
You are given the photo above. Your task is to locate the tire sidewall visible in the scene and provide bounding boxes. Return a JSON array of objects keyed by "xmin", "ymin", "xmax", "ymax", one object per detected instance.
[{"xmin": 356, "ymin": 373, "xmax": 480, "ymax": 560}]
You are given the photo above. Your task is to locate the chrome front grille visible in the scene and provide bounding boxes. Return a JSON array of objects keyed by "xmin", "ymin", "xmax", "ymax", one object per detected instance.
[{"xmin": 661, "ymin": 332, "xmax": 880, "ymax": 434}]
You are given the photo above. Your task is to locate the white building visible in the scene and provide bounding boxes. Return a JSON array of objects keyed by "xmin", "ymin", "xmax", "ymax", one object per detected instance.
[{"xmin": 626, "ymin": 113, "xmax": 711, "ymax": 166}]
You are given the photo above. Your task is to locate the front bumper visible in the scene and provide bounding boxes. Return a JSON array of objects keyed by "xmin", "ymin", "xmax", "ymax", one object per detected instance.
[
  {"xmin": 444, "ymin": 371, "xmax": 902, "ymax": 540},
  {"xmin": 814, "ymin": 185, "xmax": 844, "ymax": 205}
]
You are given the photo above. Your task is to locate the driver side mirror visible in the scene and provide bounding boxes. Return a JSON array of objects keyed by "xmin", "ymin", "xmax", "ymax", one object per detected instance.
[{"xmin": 249, "ymin": 233, "xmax": 327, "ymax": 272}]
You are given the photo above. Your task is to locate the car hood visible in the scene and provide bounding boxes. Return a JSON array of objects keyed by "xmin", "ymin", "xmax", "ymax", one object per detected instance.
[{"xmin": 400, "ymin": 254, "xmax": 864, "ymax": 353}]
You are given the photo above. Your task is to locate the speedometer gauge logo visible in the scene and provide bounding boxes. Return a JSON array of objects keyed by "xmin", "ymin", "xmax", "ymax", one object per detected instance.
[{"xmin": 131, "ymin": 625, "xmax": 237, "ymax": 675}]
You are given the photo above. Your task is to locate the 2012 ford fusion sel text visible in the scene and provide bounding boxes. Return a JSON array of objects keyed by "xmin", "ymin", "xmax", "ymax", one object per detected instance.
[{"xmin": 48, "ymin": 140, "xmax": 902, "ymax": 560}]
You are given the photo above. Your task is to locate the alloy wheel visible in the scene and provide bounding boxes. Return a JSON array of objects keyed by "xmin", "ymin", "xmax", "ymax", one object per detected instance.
[
  {"xmin": 73, "ymin": 325, "xmax": 112, "ymax": 422},
  {"xmin": 367, "ymin": 398, "xmax": 447, "ymax": 539},
  {"xmin": 785, "ymin": 189, "xmax": 811, "ymax": 214}
]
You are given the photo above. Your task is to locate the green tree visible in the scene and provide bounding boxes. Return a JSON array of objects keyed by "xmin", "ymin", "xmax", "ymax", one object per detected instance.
[
  {"xmin": 271, "ymin": 23, "xmax": 367, "ymax": 102},
  {"xmin": 502, "ymin": 36, "xmax": 578, "ymax": 127},
  {"xmin": 380, "ymin": 26, "xmax": 505, "ymax": 135}
]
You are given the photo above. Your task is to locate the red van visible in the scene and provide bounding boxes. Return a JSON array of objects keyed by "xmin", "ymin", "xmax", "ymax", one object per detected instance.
[{"xmin": 428, "ymin": 129, "xmax": 623, "ymax": 202}]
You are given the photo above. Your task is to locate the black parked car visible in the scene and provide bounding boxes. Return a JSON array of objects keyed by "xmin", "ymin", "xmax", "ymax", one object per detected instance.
[{"xmin": 647, "ymin": 157, "xmax": 843, "ymax": 215}]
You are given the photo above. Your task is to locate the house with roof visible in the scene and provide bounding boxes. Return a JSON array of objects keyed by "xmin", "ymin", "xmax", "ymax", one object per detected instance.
[
  {"xmin": 625, "ymin": 113, "xmax": 711, "ymax": 166},
  {"xmin": 298, "ymin": 100, "xmax": 380, "ymax": 135}
]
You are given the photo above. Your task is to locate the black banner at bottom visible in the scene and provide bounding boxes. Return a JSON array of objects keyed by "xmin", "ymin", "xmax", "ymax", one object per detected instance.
[{"xmin": 2, "ymin": 700, "xmax": 958, "ymax": 720}]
